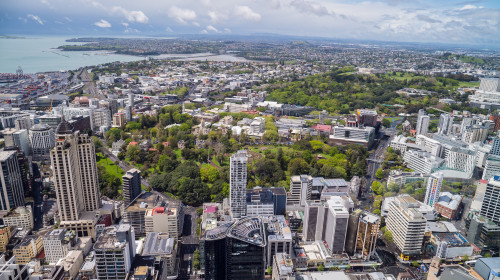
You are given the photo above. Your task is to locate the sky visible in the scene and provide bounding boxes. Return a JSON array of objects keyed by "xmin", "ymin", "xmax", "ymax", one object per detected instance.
[{"xmin": 1, "ymin": 0, "xmax": 499, "ymax": 47}]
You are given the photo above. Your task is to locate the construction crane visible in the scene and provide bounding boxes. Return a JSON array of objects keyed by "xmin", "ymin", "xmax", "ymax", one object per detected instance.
[{"xmin": 48, "ymin": 98, "xmax": 54, "ymax": 113}]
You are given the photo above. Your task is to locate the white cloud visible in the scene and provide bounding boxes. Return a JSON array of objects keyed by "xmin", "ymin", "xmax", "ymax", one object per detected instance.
[
  {"xmin": 223, "ymin": 28, "xmax": 231, "ymax": 33},
  {"xmin": 208, "ymin": 11, "xmax": 226, "ymax": 24},
  {"xmin": 458, "ymin": 5, "xmax": 478, "ymax": 11},
  {"xmin": 41, "ymin": 0, "xmax": 55, "ymax": 9},
  {"xmin": 111, "ymin": 6, "xmax": 149, "ymax": 23},
  {"xmin": 27, "ymin": 14, "xmax": 44, "ymax": 25},
  {"xmin": 206, "ymin": 25, "xmax": 219, "ymax": 33},
  {"xmin": 192, "ymin": 21, "xmax": 201, "ymax": 27},
  {"xmin": 64, "ymin": 16, "xmax": 72, "ymax": 22},
  {"xmin": 234, "ymin": 6, "xmax": 261, "ymax": 22},
  {"xmin": 121, "ymin": 22, "xmax": 129, "ymax": 27},
  {"xmin": 94, "ymin": 19, "xmax": 111, "ymax": 28},
  {"xmin": 201, "ymin": 29, "xmax": 208, "ymax": 34},
  {"xmin": 166, "ymin": 26, "xmax": 173, "ymax": 32},
  {"xmin": 18, "ymin": 17, "xmax": 27, "ymax": 23},
  {"xmin": 168, "ymin": 6, "xmax": 197, "ymax": 24}
]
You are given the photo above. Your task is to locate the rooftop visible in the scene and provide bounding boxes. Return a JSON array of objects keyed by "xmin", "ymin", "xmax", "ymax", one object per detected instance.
[
  {"xmin": 142, "ymin": 232, "xmax": 175, "ymax": 256},
  {"xmin": 126, "ymin": 192, "xmax": 160, "ymax": 212}
]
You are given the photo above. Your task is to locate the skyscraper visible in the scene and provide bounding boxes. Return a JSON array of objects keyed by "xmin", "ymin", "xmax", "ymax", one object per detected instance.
[
  {"xmin": 0, "ymin": 150, "xmax": 25, "ymax": 211},
  {"xmin": 424, "ymin": 173, "xmax": 443, "ymax": 207},
  {"xmin": 123, "ymin": 169, "xmax": 141, "ymax": 204},
  {"xmin": 354, "ymin": 211, "xmax": 380, "ymax": 259},
  {"xmin": 95, "ymin": 225, "xmax": 135, "ymax": 280},
  {"xmin": 490, "ymin": 137, "xmax": 500, "ymax": 156},
  {"xmin": 438, "ymin": 113, "xmax": 453, "ymax": 135},
  {"xmin": 29, "ymin": 124, "xmax": 55, "ymax": 162},
  {"xmin": 230, "ymin": 150, "xmax": 248, "ymax": 218},
  {"xmin": 416, "ymin": 109, "xmax": 430, "ymax": 136},
  {"xmin": 50, "ymin": 118, "xmax": 100, "ymax": 222},
  {"xmin": 480, "ymin": 177, "xmax": 500, "ymax": 224}
]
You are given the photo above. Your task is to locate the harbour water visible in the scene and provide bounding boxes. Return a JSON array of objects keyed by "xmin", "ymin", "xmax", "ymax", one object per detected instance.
[{"xmin": 0, "ymin": 36, "xmax": 248, "ymax": 74}]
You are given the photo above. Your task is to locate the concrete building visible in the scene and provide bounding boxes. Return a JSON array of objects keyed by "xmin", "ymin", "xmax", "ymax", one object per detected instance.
[
  {"xmin": 122, "ymin": 169, "xmax": 141, "ymax": 205},
  {"xmin": 480, "ymin": 177, "xmax": 500, "ymax": 224},
  {"xmin": 329, "ymin": 126, "xmax": 375, "ymax": 148},
  {"xmin": 354, "ymin": 211, "xmax": 380, "ymax": 260},
  {"xmin": 386, "ymin": 196, "xmax": 427, "ymax": 256},
  {"xmin": 0, "ymin": 150, "xmax": 25, "ymax": 211},
  {"xmin": 29, "ymin": 124, "xmax": 55, "ymax": 161},
  {"xmin": 230, "ymin": 150, "xmax": 248, "ymax": 218},
  {"xmin": 416, "ymin": 109, "xmax": 430, "ymax": 136},
  {"xmin": 483, "ymin": 154, "xmax": 500, "ymax": 181},
  {"xmin": 142, "ymin": 232, "xmax": 177, "ymax": 277},
  {"xmin": 403, "ymin": 150, "xmax": 444, "ymax": 174},
  {"xmin": 288, "ymin": 175, "xmax": 312, "ymax": 206},
  {"xmin": 491, "ymin": 137, "xmax": 500, "ymax": 156},
  {"xmin": 432, "ymin": 232, "xmax": 473, "ymax": 260},
  {"xmin": 0, "ymin": 225, "xmax": 11, "ymax": 252},
  {"xmin": 0, "ymin": 255, "xmax": 29, "ymax": 280},
  {"xmin": 415, "ymin": 134, "xmax": 442, "ymax": 157},
  {"xmin": 438, "ymin": 113, "xmax": 453, "ymax": 136},
  {"xmin": 303, "ymin": 197, "xmax": 349, "ymax": 254},
  {"xmin": 122, "ymin": 192, "xmax": 161, "ymax": 238},
  {"xmin": 445, "ymin": 147, "xmax": 476, "ymax": 174},
  {"xmin": 112, "ymin": 113, "xmax": 126, "ymax": 127},
  {"xmin": 246, "ymin": 187, "xmax": 287, "ymax": 216},
  {"xmin": 387, "ymin": 170, "xmax": 429, "ymax": 188},
  {"xmin": 424, "ymin": 173, "xmax": 443, "ymax": 207},
  {"xmin": 94, "ymin": 225, "xmax": 135, "ymax": 280},
  {"xmin": 144, "ymin": 205, "xmax": 184, "ymax": 238},
  {"xmin": 57, "ymin": 250, "xmax": 83, "ymax": 280},
  {"xmin": 465, "ymin": 211, "xmax": 500, "ymax": 251},
  {"xmin": 435, "ymin": 192, "xmax": 462, "ymax": 220},
  {"xmin": 13, "ymin": 235, "xmax": 43, "ymax": 265},
  {"xmin": 2, "ymin": 206, "xmax": 33, "ymax": 230},
  {"xmin": 4, "ymin": 129, "xmax": 30, "ymax": 156},
  {"xmin": 266, "ymin": 215, "xmax": 292, "ymax": 266},
  {"xmin": 272, "ymin": 253, "xmax": 295, "ymax": 280},
  {"xmin": 42, "ymin": 229, "xmax": 77, "ymax": 264}
]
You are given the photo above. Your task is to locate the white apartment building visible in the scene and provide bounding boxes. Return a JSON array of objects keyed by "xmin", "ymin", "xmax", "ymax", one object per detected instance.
[
  {"xmin": 480, "ymin": 177, "xmax": 500, "ymax": 224},
  {"xmin": 415, "ymin": 134, "xmax": 442, "ymax": 157},
  {"xmin": 416, "ymin": 109, "xmax": 430, "ymax": 136},
  {"xmin": 424, "ymin": 173, "xmax": 443, "ymax": 207},
  {"xmin": 482, "ymin": 154, "xmax": 500, "ymax": 180},
  {"xmin": 390, "ymin": 135, "xmax": 408, "ymax": 155},
  {"xmin": 403, "ymin": 150, "xmax": 444, "ymax": 174},
  {"xmin": 2, "ymin": 206, "xmax": 33, "ymax": 230},
  {"xmin": 230, "ymin": 150, "xmax": 248, "ymax": 218},
  {"xmin": 43, "ymin": 229, "xmax": 77, "ymax": 264},
  {"xmin": 445, "ymin": 147, "xmax": 476, "ymax": 174},
  {"xmin": 288, "ymin": 175, "xmax": 312, "ymax": 206},
  {"xmin": 462, "ymin": 125, "xmax": 488, "ymax": 144},
  {"xmin": 145, "ymin": 206, "xmax": 183, "ymax": 238},
  {"xmin": 386, "ymin": 196, "xmax": 427, "ymax": 256}
]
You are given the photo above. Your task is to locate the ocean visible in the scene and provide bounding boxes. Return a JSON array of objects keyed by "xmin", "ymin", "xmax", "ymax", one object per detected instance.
[
  {"xmin": 0, "ymin": 36, "xmax": 248, "ymax": 74},
  {"xmin": 0, "ymin": 36, "xmax": 145, "ymax": 74}
]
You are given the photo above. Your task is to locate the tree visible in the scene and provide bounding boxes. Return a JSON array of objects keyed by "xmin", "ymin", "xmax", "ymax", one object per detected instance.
[
  {"xmin": 267, "ymin": 267, "xmax": 272, "ymax": 275},
  {"xmin": 412, "ymin": 261, "xmax": 419, "ymax": 267},
  {"xmin": 384, "ymin": 230, "xmax": 393, "ymax": 243},
  {"xmin": 193, "ymin": 250, "xmax": 201, "ymax": 270},
  {"xmin": 200, "ymin": 165, "xmax": 219, "ymax": 183},
  {"xmin": 288, "ymin": 158, "xmax": 310, "ymax": 176},
  {"xmin": 484, "ymin": 253, "xmax": 492, "ymax": 258},
  {"xmin": 255, "ymin": 158, "xmax": 284, "ymax": 185},
  {"xmin": 463, "ymin": 255, "xmax": 469, "ymax": 262},
  {"xmin": 371, "ymin": 181, "xmax": 384, "ymax": 195},
  {"xmin": 375, "ymin": 168, "xmax": 385, "ymax": 180},
  {"xmin": 318, "ymin": 264, "xmax": 325, "ymax": 271},
  {"xmin": 382, "ymin": 118, "xmax": 391, "ymax": 128}
]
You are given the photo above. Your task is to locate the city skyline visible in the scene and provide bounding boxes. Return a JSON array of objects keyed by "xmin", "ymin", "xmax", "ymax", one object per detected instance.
[{"xmin": 1, "ymin": 0, "xmax": 500, "ymax": 47}]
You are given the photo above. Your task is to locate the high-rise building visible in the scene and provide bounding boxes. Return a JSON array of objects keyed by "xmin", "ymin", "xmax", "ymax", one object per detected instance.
[
  {"xmin": 491, "ymin": 137, "xmax": 500, "ymax": 156},
  {"xmin": 4, "ymin": 129, "xmax": 30, "ymax": 156},
  {"xmin": 50, "ymin": 118, "xmax": 100, "ymax": 222},
  {"xmin": 416, "ymin": 109, "xmax": 430, "ymax": 136},
  {"xmin": 2, "ymin": 206, "xmax": 34, "ymax": 230},
  {"xmin": 230, "ymin": 150, "xmax": 248, "ymax": 218},
  {"xmin": 0, "ymin": 150, "xmax": 25, "ymax": 211},
  {"xmin": 438, "ymin": 113, "xmax": 453, "ymax": 135},
  {"xmin": 480, "ymin": 177, "xmax": 500, "ymax": 224},
  {"xmin": 95, "ymin": 225, "xmax": 135, "ymax": 280},
  {"xmin": 29, "ymin": 124, "xmax": 55, "ymax": 161},
  {"xmin": 122, "ymin": 169, "xmax": 141, "ymax": 204},
  {"xmin": 483, "ymin": 155, "xmax": 500, "ymax": 181},
  {"xmin": 145, "ymin": 205, "xmax": 184, "ymax": 238},
  {"xmin": 424, "ymin": 173, "xmax": 443, "ymax": 207},
  {"xmin": 303, "ymin": 196, "xmax": 349, "ymax": 254},
  {"xmin": 202, "ymin": 217, "xmax": 266, "ymax": 280},
  {"xmin": 288, "ymin": 175, "xmax": 312, "ymax": 206},
  {"xmin": 112, "ymin": 113, "xmax": 126, "ymax": 127},
  {"xmin": 386, "ymin": 196, "xmax": 427, "ymax": 256},
  {"xmin": 354, "ymin": 211, "xmax": 380, "ymax": 260}
]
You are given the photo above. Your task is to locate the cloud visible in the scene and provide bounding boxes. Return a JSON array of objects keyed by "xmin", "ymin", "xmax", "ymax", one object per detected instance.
[
  {"xmin": 168, "ymin": 6, "xmax": 197, "ymax": 24},
  {"xmin": 64, "ymin": 16, "xmax": 72, "ymax": 22},
  {"xmin": 459, "ymin": 4, "xmax": 479, "ymax": 10},
  {"xmin": 94, "ymin": 19, "xmax": 111, "ymax": 28},
  {"xmin": 18, "ymin": 17, "xmax": 27, "ymax": 23},
  {"xmin": 206, "ymin": 25, "xmax": 220, "ymax": 33},
  {"xmin": 27, "ymin": 14, "xmax": 44, "ymax": 25},
  {"xmin": 166, "ymin": 27, "xmax": 173, "ymax": 32},
  {"xmin": 416, "ymin": 14, "xmax": 441, "ymax": 23},
  {"xmin": 234, "ymin": 6, "xmax": 261, "ymax": 22},
  {"xmin": 223, "ymin": 28, "xmax": 231, "ymax": 33},
  {"xmin": 290, "ymin": 0, "xmax": 333, "ymax": 16},
  {"xmin": 121, "ymin": 22, "xmax": 129, "ymax": 27},
  {"xmin": 208, "ymin": 11, "xmax": 226, "ymax": 24},
  {"xmin": 111, "ymin": 7, "xmax": 149, "ymax": 23},
  {"xmin": 41, "ymin": 0, "xmax": 55, "ymax": 9}
]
